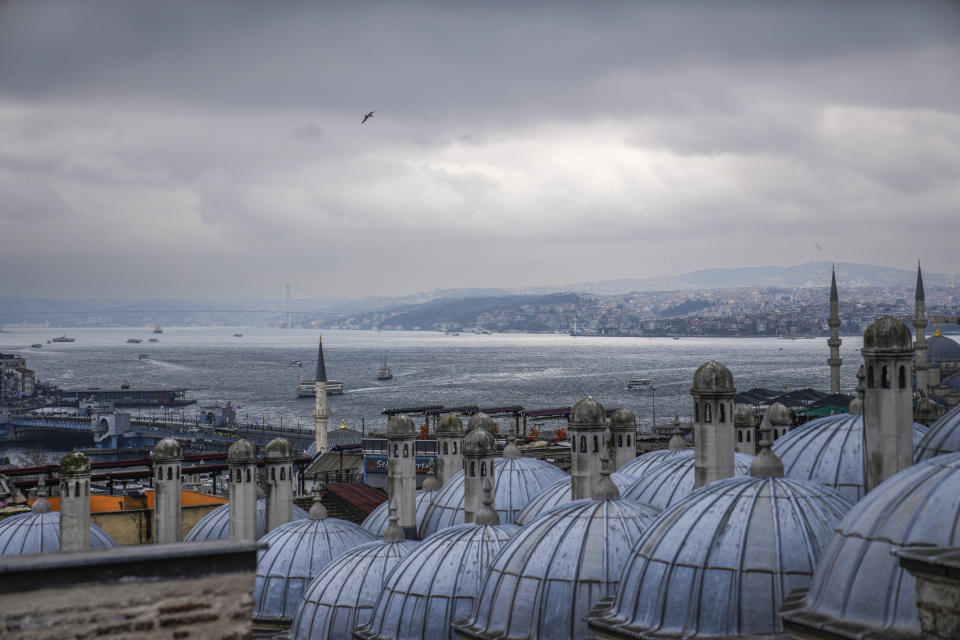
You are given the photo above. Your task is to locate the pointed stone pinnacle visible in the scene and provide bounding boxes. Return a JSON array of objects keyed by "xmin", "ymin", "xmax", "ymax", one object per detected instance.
[
  {"xmin": 474, "ymin": 478, "xmax": 500, "ymax": 525},
  {"xmin": 382, "ymin": 501, "xmax": 405, "ymax": 542}
]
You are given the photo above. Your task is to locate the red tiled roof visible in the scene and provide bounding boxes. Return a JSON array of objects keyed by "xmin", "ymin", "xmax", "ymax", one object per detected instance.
[{"xmin": 324, "ymin": 483, "xmax": 386, "ymax": 515}]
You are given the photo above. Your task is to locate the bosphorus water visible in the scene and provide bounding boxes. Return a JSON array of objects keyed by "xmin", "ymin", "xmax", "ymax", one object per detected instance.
[{"xmin": 1, "ymin": 327, "xmax": 864, "ymax": 460}]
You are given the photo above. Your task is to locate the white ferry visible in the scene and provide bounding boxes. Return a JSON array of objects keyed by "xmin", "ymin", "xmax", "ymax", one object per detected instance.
[
  {"xmin": 296, "ymin": 380, "xmax": 344, "ymax": 397},
  {"xmin": 627, "ymin": 378, "xmax": 653, "ymax": 390}
]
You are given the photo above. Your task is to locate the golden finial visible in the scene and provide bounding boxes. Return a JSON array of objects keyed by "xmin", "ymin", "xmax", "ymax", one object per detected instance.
[
  {"xmin": 340, "ymin": 414, "xmax": 346, "ymax": 429},
  {"xmin": 935, "ymin": 316, "xmax": 942, "ymax": 337}
]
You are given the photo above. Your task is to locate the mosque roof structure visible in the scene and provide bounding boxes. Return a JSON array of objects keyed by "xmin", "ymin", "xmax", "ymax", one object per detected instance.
[
  {"xmin": 457, "ymin": 495, "xmax": 658, "ymax": 640},
  {"xmin": 589, "ymin": 476, "xmax": 852, "ymax": 639},
  {"xmin": 0, "ymin": 500, "xmax": 117, "ymax": 555},
  {"xmin": 418, "ymin": 456, "xmax": 566, "ymax": 537},
  {"xmin": 153, "ymin": 436, "xmax": 182, "ymax": 461},
  {"xmin": 183, "ymin": 498, "xmax": 307, "ymax": 542},
  {"xmin": 617, "ymin": 447, "xmax": 687, "ymax": 479},
  {"xmin": 619, "ymin": 450, "xmax": 754, "ymax": 511},
  {"xmin": 692, "ymin": 360, "xmax": 734, "ymax": 394},
  {"xmin": 915, "ymin": 402, "xmax": 960, "ymax": 462},
  {"xmin": 513, "ymin": 471, "xmax": 654, "ymax": 526},
  {"xmin": 927, "ymin": 333, "xmax": 960, "ymax": 364},
  {"xmin": 361, "ymin": 488, "xmax": 438, "ymax": 537},
  {"xmin": 772, "ymin": 413, "xmax": 929, "ymax": 502},
  {"xmin": 569, "ymin": 396, "xmax": 606, "ymax": 425},
  {"xmin": 355, "ymin": 521, "xmax": 519, "ymax": 640},
  {"xmin": 252, "ymin": 506, "xmax": 377, "ymax": 623},
  {"xmin": 781, "ymin": 451, "xmax": 960, "ymax": 640},
  {"xmin": 863, "ymin": 315, "xmax": 913, "ymax": 351},
  {"xmin": 435, "ymin": 413, "xmax": 464, "ymax": 436},
  {"xmin": 286, "ymin": 524, "xmax": 418, "ymax": 640},
  {"xmin": 305, "ymin": 427, "xmax": 364, "ymax": 456}
]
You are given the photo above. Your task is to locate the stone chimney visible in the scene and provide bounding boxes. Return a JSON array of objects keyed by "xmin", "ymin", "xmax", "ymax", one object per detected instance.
[
  {"xmin": 733, "ymin": 404, "xmax": 755, "ymax": 455},
  {"xmin": 227, "ymin": 438, "xmax": 258, "ymax": 541},
  {"xmin": 264, "ymin": 438, "xmax": 294, "ymax": 532},
  {"xmin": 435, "ymin": 413, "xmax": 465, "ymax": 486},
  {"xmin": 59, "ymin": 450, "xmax": 91, "ymax": 551},
  {"xmin": 568, "ymin": 397, "xmax": 607, "ymax": 500},
  {"xmin": 462, "ymin": 413, "xmax": 497, "ymax": 524},
  {"xmin": 152, "ymin": 437, "xmax": 182, "ymax": 544},
  {"xmin": 862, "ymin": 315, "xmax": 915, "ymax": 492},
  {"xmin": 386, "ymin": 414, "xmax": 418, "ymax": 539},
  {"xmin": 691, "ymin": 360, "xmax": 736, "ymax": 489},
  {"xmin": 608, "ymin": 408, "xmax": 637, "ymax": 470}
]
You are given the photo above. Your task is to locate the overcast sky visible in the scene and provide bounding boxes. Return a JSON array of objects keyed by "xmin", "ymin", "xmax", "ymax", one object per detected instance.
[{"xmin": 1, "ymin": 1, "xmax": 958, "ymax": 300}]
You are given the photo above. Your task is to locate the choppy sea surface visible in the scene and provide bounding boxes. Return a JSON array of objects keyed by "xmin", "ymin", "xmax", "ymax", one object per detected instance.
[{"xmin": 1, "ymin": 327, "xmax": 863, "ymax": 459}]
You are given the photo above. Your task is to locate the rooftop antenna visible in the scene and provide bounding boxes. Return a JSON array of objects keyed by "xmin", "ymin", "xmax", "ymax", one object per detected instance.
[{"xmin": 285, "ymin": 283, "xmax": 291, "ymax": 329}]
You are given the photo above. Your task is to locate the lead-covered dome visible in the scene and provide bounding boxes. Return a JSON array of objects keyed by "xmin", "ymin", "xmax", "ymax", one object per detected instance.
[
  {"xmin": 780, "ymin": 451, "xmax": 960, "ymax": 640},
  {"xmin": 361, "ymin": 488, "xmax": 438, "ymax": 537},
  {"xmin": 733, "ymin": 403, "xmax": 755, "ymax": 425},
  {"xmin": 253, "ymin": 507, "xmax": 377, "ymax": 623},
  {"xmin": 915, "ymin": 402, "xmax": 960, "ymax": 462},
  {"xmin": 617, "ymin": 447, "xmax": 687, "ymax": 479},
  {"xmin": 928, "ymin": 333, "xmax": 960, "ymax": 364},
  {"xmin": 772, "ymin": 413, "xmax": 929, "ymax": 502},
  {"xmin": 386, "ymin": 414, "xmax": 416, "ymax": 438},
  {"xmin": 457, "ymin": 496, "xmax": 658, "ymax": 640},
  {"xmin": 863, "ymin": 315, "xmax": 912, "ymax": 350},
  {"xmin": 286, "ymin": 529, "xmax": 418, "ymax": 640},
  {"xmin": 766, "ymin": 402, "xmax": 792, "ymax": 425},
  {"xmin": 590, "ymin": 476, "xmax": 852, "ymax": 639},
  {"xmin": 513, "ymin": 472, "xmax": 653, "ymax": 526},
  {"xmin": 153, "ymin": 437, "xmax": 182, "ymax": 461},
  {"xmin": 227, "ymin": 437, "xmax": 256, "ymax": 463},
  {"xmin": 184, "ymin": 498, "xmax": 308, "ymax": 542},
  {"xmin": 570, "ymin": 396, "xmax": 605, "ymax": 425},
  {"xmin": 692, "ymin": 360, "xmax": 734, "ymax": 394},
  {"xmin": 436, "ymin": 413, "xmax": 464, "ymax": 436},
  {"xmin": 355, "ymin": 521, "xmax": 519, "ymax": 640},
  {"xmin": 418, "ymin": 456, "xmax": 566, "ymax": 537},
  {"xmin": 620, "ymin": 450, "xmax": 754, "ymax": 510},
  {"xmin": 0, "ymin": 500, "xmax": 117, "ymax": 554}
]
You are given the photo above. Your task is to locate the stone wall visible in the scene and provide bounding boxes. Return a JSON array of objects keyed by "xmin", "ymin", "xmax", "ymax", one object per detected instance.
[
  {"xmin": 0, "ymin": 540, "xmax": 260, "ymax": 640},
  {"xmin": 899, "ymin": 546, "xmax": 960, "ymax": 640},
  {"xmin": 92, "ymin": 503, "xmax": 221, "ymax": 545}
]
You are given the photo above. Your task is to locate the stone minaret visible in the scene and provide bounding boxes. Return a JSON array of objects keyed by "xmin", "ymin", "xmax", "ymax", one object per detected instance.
[
  {"xmin": 386, "ymin": 414, "xmax": 418, "ymax": 539},
  {"xmin": 227, "ymin": 438, "xmax": 258, "ymax": 541},
  {"xmin": 462, "ymin": 413, "xmax": 497, "ymax": 524},
  {"xmin": 828, "ymin": 265, "xmax": 843, "ymax": 394},
  {"xmin": 568, "ymin": 397, "xmax": 607, "ymax": 500},
  {"xmin": 264, "ymin": 437, "xmax": 294, "ymax": 532},
  {"xmin": 862, "ymin": 315, "xmax": 915, "ymax": 493},
  {"xmin": 435, "ymin": 413, "xmax": 465, "ymax": 486},
  {"xmin": 312, "ymin": 336, "xmax": 330, "ymax": 454},
  {"xmin": 914, "ymin": 263, "xmax": 929, "ymax": 395},
  {"xmin": 152, "ymin": 437, "xmax": 182, "ymax": 544},
  {"xmin": 733, "ymin": 403, "xmax": 755, "ymax": 455},
  {"xmin": 608, "ymin": 408, "xmax": 637, "ymax": 470},
  {"xmin": 691, "ymin": 360, "xmax": 736, "ymax": 489},
  {"xmin": 59, "ymin": 450, "xmax": 91, "ymax": 551}
]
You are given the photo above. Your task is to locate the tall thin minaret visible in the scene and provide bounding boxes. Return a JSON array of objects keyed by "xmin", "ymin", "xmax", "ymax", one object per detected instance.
[
  {"xmin": 914, "ymin": 262, "xmax": 929, "ymax": 396},
  {"xmin": 313, "ymin": 336, "xmax": 329, "ymax": 454},
  {"xmin": 827, "ymin": 265, "xmax": 843, "ymax": 394}
]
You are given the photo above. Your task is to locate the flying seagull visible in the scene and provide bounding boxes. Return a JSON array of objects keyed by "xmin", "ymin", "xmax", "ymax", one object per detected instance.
[{"xmin": 361, "ymin": 111, "xmax": 376, "ymax": 124}]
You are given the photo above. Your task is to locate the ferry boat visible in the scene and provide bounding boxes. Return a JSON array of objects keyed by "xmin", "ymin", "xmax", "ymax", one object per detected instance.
[
  {"xmin": 153, "ymin": 325, "xmax": 163, "ymax": 334},
  {"xmin": 148, "ymin": 338, "xmax": 159, "ymax": 343},
  {"xmin": 377, "ymin": 360, "xmax": 393, "ymax": 380},
  {"xmin": 52, "ymin": 335, "xmax": 75, "ymax": 343},
  {"xmin": 627, "ymin": 378, "xmax": 653, "ymax": 390},
  {"xmin": 296, "ymin": 380, "xmax": 344, "ymax": 397},
  {"xmin": 126, "ymin": 338, "xmax": 142, "ymax": 344},
  {"xmin": 138, "ymin": 354, "xmax": 149, "ymax": 360},
  {"xmin": 30, "ymin": 343, "xmax": 42, "ymax": 348}
]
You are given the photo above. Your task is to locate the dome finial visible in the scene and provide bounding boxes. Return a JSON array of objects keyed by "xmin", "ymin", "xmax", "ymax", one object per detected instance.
[
  {"xmin": 749, "ymin": 414, "xmax": 784, "ymax": 478},
  {"xmin": 594, "ymin": 451, "xmax": 621, "ymax": 500},
  {"xmin": 308, "ymin": 491, "xmax": 327, "ymax": 520},
  {"xmin": 421, "ymin": 459, "xmax": 442, "ymax": 491},
  {"xmin": 502, "ymin": 430, "xmax": 522, "ymax": 459},
  {"xmin": 668, "ymin": 415, "xmax": 685, "ymax": 450},
  {"xmin": 474, "ymin": 478, "xmax": 499, "ymax": 525},
  {"xmin": 31, "ymin": 497, "xmax": 52, "ymax": 513},
  {"xmin": 382, "ymin": 501, "xmax": 405, "ymax": 542}
]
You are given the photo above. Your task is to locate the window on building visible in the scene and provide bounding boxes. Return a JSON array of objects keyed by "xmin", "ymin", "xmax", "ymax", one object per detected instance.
[
  {"xmin": 882, "ymin": 366, "xmax": 890, "ymax": 389},
  {"xmin": 899, "ymin": 366, "xmax": 906, "ymax": 389},
  {"xmin": 704, "ymin": 403, "xmax": 712, "ymax": 423}
]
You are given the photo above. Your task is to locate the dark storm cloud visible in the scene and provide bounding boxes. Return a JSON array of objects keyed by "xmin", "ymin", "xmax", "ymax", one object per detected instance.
[{"xmin": 0, "ymin": 1, "xmax": 958, "ymax": 298}]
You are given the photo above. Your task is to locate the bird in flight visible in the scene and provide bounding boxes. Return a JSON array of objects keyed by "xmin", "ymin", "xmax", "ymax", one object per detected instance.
[{"xmin": 361, "ymin": 111, "xmax": 376, "ymax": 124}]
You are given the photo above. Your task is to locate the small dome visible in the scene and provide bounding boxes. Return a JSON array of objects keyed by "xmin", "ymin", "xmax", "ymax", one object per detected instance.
[
  {"xmin": 915, "ymin": 402, "xmax": 960, "ymax": 462},
  {"xmin": 772, "ymin": 413, "xmax": 929, "ymax": 502},
  {"xmin": 264, "ymin": 437, "xmax": 293, "ymax": 460},
  {"xmin": 418, "ymin": 456, "xmax": 567, "ymax": 538},
  {"xmin": 457, "ymin": 497, "xmax": 658, "ymax": 639},
  {"xmin": 287, "ymin": 537, "xmax": 418, "ymax": 640},
  {"xmin": 590, "ymin": 476, "xmax": 852, "ymax": 638},
  {"xmin": 153, "ymin": 437, "xmax": 182, "ymax": 461},
  {"xmin": 733, "ymin": 403, "xmax": 755, "ymax": 426},
  {"xmin": 466, "ymin": 412, "xmax": 495, "ymax": 433},
  {"xmin": 863, "ymin": 315, "xmax": 912, "ymax": 351},
  {"xmin": 59, "ymin": 450, "xmax": 90, "ymax": 475},
  {"xmin": 617, "ymin": 448, "xmax": 688, "ymax": 479},
  {"xmin": 253, "ymin": 516, "xmax": 377, "ymax": 622},
  {"xmin": 184, "ymin": 498, "xmax": 308, "ymax": 542},
  {"xmin": 514, "ymin": 472, "xmax": 659, "ymax": 526},
  {"xmin": 362, "ymin": 489, "xmax": 438, "ymax": 537},
  {"xmin": 609, "ymin": 408, "xmax": 636, "ymax": 431},
  {"xmin": 386, "ymin": 414, "xmax": 416, "ymax": 438},
  {"xmin": 928, "ymin": 333, "xmax": 960, "ymax": 364},
  {"xmin": 620, "ymin": 450, "xmax": 754, "ymax": 510},
  {"xmin": 436, "ymin": 413, "xmax": 464, "ymax": 436},
  {"xmin": 0, "ymin": 510, "xmax": 117, "ymax": 555},
  {"xmin": 356, "ymin": 522, "xmax": 519, "ymax": 640},
  {"xmin": 692, "ymin": 360, "xmax": 734, "ymax": 394},
  {"xmin": 462, "ymin": 424, "xmax": 496, "ymax": 456},
  {"xmin": 570, "ymin": 397, "xmax": 605, "ymax": 426},
  {"xmin": 227, "ymin": 438, "xmax": 256, "ymax": 464},
  {"xmin": 766, "ymin": 402, "xmax": 792, "ymax": 425},
  {"xmin": 780, "ymin": 452, "xmax": 960, "ymax": 639}
]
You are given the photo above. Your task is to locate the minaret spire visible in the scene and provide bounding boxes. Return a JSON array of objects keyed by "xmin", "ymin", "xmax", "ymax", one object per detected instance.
[
  {"xmin": 313, "ymin": 336, "xmax": 329, "ymax": 454},
  {"xmin": 914, "ymin": 262, "xmax": 929, "ymax": 395},
  {"xmin": 827, "ymin": 265, "xmax": 843, "ymax": 394}
]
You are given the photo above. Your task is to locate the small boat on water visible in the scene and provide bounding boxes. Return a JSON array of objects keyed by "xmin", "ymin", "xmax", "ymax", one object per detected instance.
[
  {"xmin": 30, "ymin": 343, "xmax": 42, "ymax": 348},
  {"xmin": 126, "ymin": 338, "xmax": 142, "ymax": 344},
  {"xmin": 627, "ymin": 378, "xmax": 654, "ymax": 390},
  {"xmin": 289, "ymin": 360, "xmax": 303, "ymax": 367},
  {"xmin": 377, "ymin": 360, "xmax": 393, "ymax": 380},
  {"xmin": 52, "ymin": 335, "xmax": 75, "ymax": 343},
  {"xmin": 233, "ymin": 333, "xmax": 243, "ymax": 337},
  {"xmin": 120, "ymin": 380, "xmax": 131, "ymax": 389},
  {"xmin": 138, "ymin": 354, "xmax": 149, "ymax": 360},
  {"xmin": 148, "ymin": 338, "xmax": 159, "ymax": 343},
  {"xmin": 153, "ymin": 325, "xmax": 163, "ymax": 334}
]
